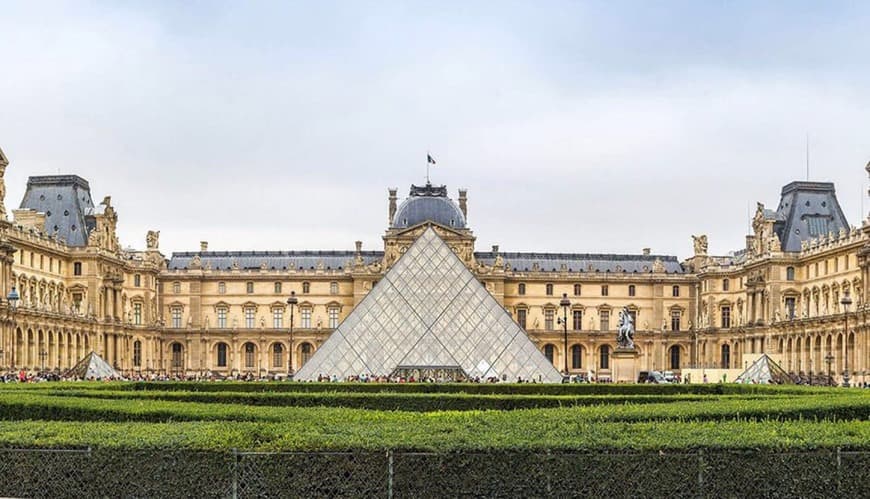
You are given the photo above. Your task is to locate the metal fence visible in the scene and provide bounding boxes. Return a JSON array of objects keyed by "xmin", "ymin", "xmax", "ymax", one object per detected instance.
[{"xmin": 0, "ymin": 448, "xmax": 866, "ymax": 498}]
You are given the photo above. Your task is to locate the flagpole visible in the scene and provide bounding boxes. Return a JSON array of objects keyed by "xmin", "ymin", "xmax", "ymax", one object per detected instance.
[{"xmin": 426, "ymin": 151, "xmax": 430, "ymax": 184}]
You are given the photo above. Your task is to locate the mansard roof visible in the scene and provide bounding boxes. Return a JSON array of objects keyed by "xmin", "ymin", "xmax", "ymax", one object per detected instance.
[
  {"xmin": 476, "ymin": 252, "xmax": 685, "ymax": 274},
  {"xmin": 18, "ymin": 175, "xmax": 96, "ymax": 247},
  {"xmin": 773, "ymin": 181, "xmax": 849, "ymax": 252},
  {"xmin": 167, "ymin": 250, "xmax": 384, "ymax": 271}
]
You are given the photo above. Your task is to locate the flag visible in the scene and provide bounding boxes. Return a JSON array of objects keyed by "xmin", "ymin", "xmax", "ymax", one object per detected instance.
[{"xmin": 427, "ymin": 154, "xmax": 436, "ymax": 165}]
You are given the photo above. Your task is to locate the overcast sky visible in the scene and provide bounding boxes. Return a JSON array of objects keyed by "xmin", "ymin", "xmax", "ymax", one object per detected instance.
[{"xmin": 1, "ymin": 1, "xmax": 868, "ymax": 259}]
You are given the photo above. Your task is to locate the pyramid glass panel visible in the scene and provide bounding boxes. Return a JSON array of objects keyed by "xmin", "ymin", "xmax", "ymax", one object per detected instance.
[{"xmin": 295, "ymin": 227, "xmax": 562, "ymax": 382}]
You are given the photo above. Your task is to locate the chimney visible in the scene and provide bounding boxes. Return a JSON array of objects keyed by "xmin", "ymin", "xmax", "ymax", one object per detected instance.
[
  {"xmin": 458, "ymin": 189, "xmax": 468, "ymax": 218},
  {"xmin": 355, "ymin": 240, "xmax": 362, "ymax": 254},
  {"xmin": 200, "ymin": 241, "xmax": 208, "ymax": 252},
  {"xmin": 642, "ymin": 248, "xmax": 650, "ymax": 256},
  {"xmin": 492, "ymin": 244, "xmax": 499, "ymax": 255},
  {"xmin": 388, "ymin": 188, "xmax": 398, "ymax": 224}
]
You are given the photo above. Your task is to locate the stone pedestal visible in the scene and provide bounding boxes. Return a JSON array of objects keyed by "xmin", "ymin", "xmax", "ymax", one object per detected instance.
[{"xmin": 612, "ymin": 347, "xmax": 639, "ymax": 383}]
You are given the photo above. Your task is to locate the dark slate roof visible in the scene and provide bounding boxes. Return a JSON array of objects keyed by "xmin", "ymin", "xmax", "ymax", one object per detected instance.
[
  {"xmin": 168, "ymin": 251, "xmax": 384, "ymax": 271},
  {"xmin": 18, "ymin": 175, "xmax": 95, "ymax": 247},
  {"xmin": 476, "ymin": 252, "xmax": 686, "ymax": 273},
  {"xmin": 392, "ymin": 183, "xmax": 466, "ymax": 229},
  {"xmin": 773, "ymin": 181, "xmax": 849, "ymax": 252}
]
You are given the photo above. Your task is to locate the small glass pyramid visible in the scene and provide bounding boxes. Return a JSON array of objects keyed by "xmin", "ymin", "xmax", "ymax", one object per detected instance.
[
  {"xmin": 295, "ymin": 227, "xmax": 562, "ymax": 382},
  {"xmin": 62, "ymin": 351, "xmax": 122, "ymax": 380},
  {"xmin": 735, "ymin": 354, "xmax": 793, "ymax": 384}
]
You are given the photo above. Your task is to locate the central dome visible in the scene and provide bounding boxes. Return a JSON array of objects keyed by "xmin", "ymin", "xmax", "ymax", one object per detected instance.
[{"xmin": 392, "ymin": 183, "xmax": 466, "ymax": 229}]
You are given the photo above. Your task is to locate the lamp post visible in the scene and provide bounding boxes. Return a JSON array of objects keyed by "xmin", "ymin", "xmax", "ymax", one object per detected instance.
[
  {"xmin": 825, "ymin": 352, "xmax": 834, "ymax": 386},
  {"xmin": 556, "ymin": 293, "xmax": 571, "ymax": 376},
  {"xmin": 38, "ymin": 349, "xmax": 47, "ymax": 372},
  {"xmin": 287, "ymin": 291, "xmax": 297, "ymax": 379},
  {"xmin": 6, "ymin": 286, "xmax": 18, "ymax": 370},
  {"xmin": 840, "ymin": 290, "xmax": 852, "ymax": 387}
]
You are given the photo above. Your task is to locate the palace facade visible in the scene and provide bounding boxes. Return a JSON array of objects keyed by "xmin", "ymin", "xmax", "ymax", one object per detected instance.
[{"xmin": 0, "ymin": 145, "xmax": 866, "ymax": 383}]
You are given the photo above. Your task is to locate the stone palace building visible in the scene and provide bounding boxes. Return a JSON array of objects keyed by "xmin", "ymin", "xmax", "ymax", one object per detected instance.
[{"xmin": 0, "ymin": 145, "xmax": 866, "ymax": 383}]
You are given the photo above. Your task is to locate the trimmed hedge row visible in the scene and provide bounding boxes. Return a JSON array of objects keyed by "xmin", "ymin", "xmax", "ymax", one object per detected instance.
[
  {"xmin": 0, "ymin": 391, "xmax": 867, "ymax": 424},
  {"xmin": 0, "ymin": 419, "xmax": 867, "ymax": 451}
]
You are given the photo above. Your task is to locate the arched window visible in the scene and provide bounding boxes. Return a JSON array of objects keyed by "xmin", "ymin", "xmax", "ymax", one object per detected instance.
[
  {"xmin": 721, "ymin": 344, "xmax": 731, "ymax": 368},
  {"xmin": 302, "ymin": 282, "xmax": 311, "ymax": 294},
  {"xmin": 518, "ymin": 283, "xmax": 526, "ymax": 295},
  {"xmin": 272, "ymin": 344, "xmax": 284, "ymax": 368},
  {"xmin": 171, "ymin": 343, "xmax": 183, "ymax": 370},
  {"xmin": 133, "ymin": 340, "xmax": 142, "ymax": 367},
  {"xmin": 573, "ymin": 284, "xmax": 581, "ymax": 296},
  {"xmin": 628, "ymin": 284, "xmax": 636, "ymax": 297},
  {"xmin": 300, "ymin": 343, "xmax": 313, "ymax": 366},
  {"xmin": 571, "ymin": 345, "xmax": 582, "ymax": 369},
  {"xmin": 545, "ymin": 283, "xmax": 554, "ymax": 296},
  {"xmin": 669, "ymin": 345, "xmax": 681, "ymax": 370},
  {"xmin": 244, "ymin": 342, "xmax": 255, "ymax": 369},
  {"xmin": 786, "ymin": 266, "xmax": 795, "ymax": 281},
  {"xmin": 544, "ymin": 344, "xmax": 555, "ymax": 364},
  {"xmin": 600, "ymin": 345, "xmax": 610, "ymax": 370},
  {"xmin": 722, "ymin": 279, "xmax": 729, "ymax": 291},
  {"xmin": 216, "ymin": 343, "xmax": 228, "ymax": 367},
  {"xmin": 672, "ymin": 285, "xmax": 680, "ymax": 297}
]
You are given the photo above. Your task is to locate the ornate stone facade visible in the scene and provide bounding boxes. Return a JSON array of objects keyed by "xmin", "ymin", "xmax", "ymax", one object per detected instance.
[{"xmin": 0, "ymin": 146, "xmax": 866, "ymax": 383}]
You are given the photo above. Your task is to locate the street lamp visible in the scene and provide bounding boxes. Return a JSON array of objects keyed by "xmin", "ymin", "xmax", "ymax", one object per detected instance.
[
  {"xmin": 556, "ymin": 293, "xmax": 571, "ymax": 376},
  {"xmin": 840, "ymin": 290, "xmax": 852, "ymax": 387},
  {"xmin": 825, "ymin": 352, "xmax": 834, "ymax": 386},
  {"xmin": 6, "ymin": 286, "xmax": 18, "ymax": 369},
  {"xmin": 287, "ymin": 291, "xmax": 298, "ymax": 379},
  {"xmin": 38, "ymin": 349, "xmax": 47, "ymax": 372}
]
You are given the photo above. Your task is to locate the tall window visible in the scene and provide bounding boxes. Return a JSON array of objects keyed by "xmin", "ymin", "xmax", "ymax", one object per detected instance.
[
  {"xmin": 721, "ymin": 306, "xmax": 731, "ymax": 329},
  {"xmin": 171, "ymin": 307, "xmax": 182, "ymax": 328},
  {"xmin": 545, "ymin": 283, "xmax": 553, "ymax": 296},
  {"xmin": 172, "ymin": 282, "xmax": 181, "ymax": 294},
  {"xmin": 218, "ymin": 282, "xmax": 226, "ymax": 294},
  {"xmin": 245, "ymin": 308, "xmax": 255, "ymax": 328},
  {"xmin": 330, "ymin": 282, "xmax": 339, "ymax": 295},
  {"xmin": 572, "ymin": 310, "xmax": 582, "ymax": 331},
  {"xmin": 600, "ymin": 345, "xmax": 610, "ymax": 370},
  {"xmin": 672, "ymin": 286, "xmax": 680, "ymax": 297},
  {"xmin": 133, "ymin": 340, "xmax": 141, "ymax": 367},
  {"xmin": 74, "ymin": 262, "xmax": 82, "ymax": 276},
  {"xmin": 302, "ymin": 282, "xmax": 311, "ymax": 294},
  {"xmin": 571, "ymin": 345, "xmax": 582, "ymax": 369},
  {"xmin": 786, "ymin": 267, "xmax": 795, "ymax": 281},
  {"xmin": 544, "ymin": 344, "xmax": 555, "ymax": 364},
  {"xmin": 518, "ymin": 283, "xmax": 526, "ymax": 295},
  {"xmin": 722, "ymin": 279, "xmax": 730, "ymax": 291},
  {"xmin": 246, "ymin": 282, "xmax": 254, "ymax": 294},
  {"xmin": 785, "ymin": 297, "xmax": 796, "ymax": 320},
  {"xmin": 301, "ymin": 343, "xmax": 313, "ymax": 366},
  {"xmin": 301, "ymin": 308, "xmax": 312, "ymax": 328},
  {"xmin": 573, "ymin": 284, "xmax": 581, "ymax": 296},
  {"xmin": 601, "ymin": 285, "xmax": 609, "ymax": 297},
  {"xmin": 171, "ymin": 343, "xmax": 183, "ymax": 370},
  {"xmin": 544, "ymin": 309, "xmax": 554, "ymax": 330},
  {"xmin": 244, "ymin": 343, "xmax": 255, "ymax": 369},
  {"xmin": 134, "ymin": 274, "xmax": 141, "ymax": 287},
  {"xmin": 273, "ymin": 308, "xmax": 283, "ymax": 329},
  {"xmin": 628, "ymin": 285, "xmax": 636, "ymax": 297},
  {"xmin": 133, "ymin": 303, "xmax": 142, "ymax": 325},
  {"xmin": 669, "ymin": 346, "xmax": 680, "ymax": 369},
  {"xmin": 217, "ymin": 343, "xmax": 227, "ymax": 367},
  {"xmin": 217, "ymin": 307, "xmax": 227, "ymax": 328},
  {"xmin": 600, "ymin": 310, "xmax": 610, "ymax": 331},
  {"xmin": 274, "ymin": 282, "xmax": 282, "ymax": 294},
  {"xmin": 328, "ymin": 307, "xmax": 339, "ymax": 328},
  {"xmin": 272, "ymin": 344, "xmax": 284, "ymax": 368},
  {"xmin": 721, "ymin": 344, "xmax": 731, "ymax": 368},
  {"xmin": 670, "ymin": 310, "xmax": 681, "ymax": 332},
  {"xmin": 517, "ymin": 309, "xmax": 527, "ymax": 329}
]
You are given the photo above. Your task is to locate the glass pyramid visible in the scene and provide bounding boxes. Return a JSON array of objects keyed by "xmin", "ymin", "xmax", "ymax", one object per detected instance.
[
  {"xmin": 295, "ymin": 227, "xmax": 563, "ymax": 382},
  {"xmin": 62, "ymin": 351, "xmax": 122, "ymax": 380},
  {"xmin": 735, "ymin": 354, "xmax": 794, "ymax": 384}
]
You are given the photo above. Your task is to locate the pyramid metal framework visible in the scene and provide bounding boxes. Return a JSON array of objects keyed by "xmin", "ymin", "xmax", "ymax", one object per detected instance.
[
  {"xmin": 62, "ymin": 351, "xmax": 122, "ymax": 380},
  {"xmin": 735, "ymin": 354, "xmax": 794, "ymax": 384},
  {"xmin": 295, "ymin": 227, "xmax": 563, "ymax": 382}
]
